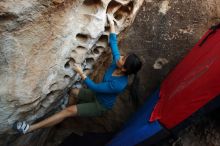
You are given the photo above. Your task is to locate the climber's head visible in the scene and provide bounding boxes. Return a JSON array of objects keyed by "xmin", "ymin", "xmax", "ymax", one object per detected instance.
[{"xmin": 117, "ymin": 53, "xmax": 142, "ymax": 75}]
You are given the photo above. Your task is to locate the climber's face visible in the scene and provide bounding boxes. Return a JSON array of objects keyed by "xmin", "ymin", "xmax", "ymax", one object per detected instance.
[{"xmin": 117, "ymin": 55, "xmax": 127, "ymax": 69}]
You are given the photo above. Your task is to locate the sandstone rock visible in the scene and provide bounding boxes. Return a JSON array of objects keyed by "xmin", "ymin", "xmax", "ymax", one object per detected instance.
[
  {"xmin": 0, "ymin": 0, "xmax": 144, "ymax": 144},
  {"xmin": 1, "ymin": 0, "xmax": 220, "ymax": 145},
  {"xmin": 46, "ymin": 0, "xmax": 220, "ymax": 145}
]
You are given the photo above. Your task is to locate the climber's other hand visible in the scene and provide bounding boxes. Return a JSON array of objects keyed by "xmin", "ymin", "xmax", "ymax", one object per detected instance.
[{"xmin": 72, "ymin": 64, "xmax": 83, "ymax": 75}]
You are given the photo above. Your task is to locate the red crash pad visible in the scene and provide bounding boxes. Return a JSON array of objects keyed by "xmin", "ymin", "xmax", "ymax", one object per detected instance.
[{"xmin": 150, "ymin": 24, "xmax": 220, "ymax": 129}]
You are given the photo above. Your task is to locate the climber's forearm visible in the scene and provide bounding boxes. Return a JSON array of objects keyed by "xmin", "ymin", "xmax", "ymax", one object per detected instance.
[{"xmin": 110, "ymin": 23, "xmax": 115, "ymax": 33}]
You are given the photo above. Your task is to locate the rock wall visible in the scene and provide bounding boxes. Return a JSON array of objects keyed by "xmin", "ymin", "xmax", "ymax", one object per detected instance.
[
  {"xmin": 120, "ymin": 0, "xmax": 220, "ymax": 98},
  {"xmin": 0, "ymin": 0, "xmax": 143, "ymax": 145},
  {"xmin": 120, "ymin": 0, "xmax": 220, "ymax": 146},
  {"xmin": 45, "ymin": 0, "xmax": 220, "ymax": 145},
  {"xmin": 1, "ymin": 0, "xmax": 220, "ymax": 145}
]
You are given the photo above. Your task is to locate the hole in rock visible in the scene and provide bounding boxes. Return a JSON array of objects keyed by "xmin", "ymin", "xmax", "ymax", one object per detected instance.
[
  {"xmin": 121, "ymin": 2, "xmax": 133, "ymax": 14},
  {"xmin": 64, "ymin": 62, "xmax": 70, "ymax": 68},
  {"xmin": 81, "ymin": 0, "xmax": 102, "ymax": 14},
  {"xmin": 86, "ymin": 57, "xmax": 95, "ymax": 64},
  {"xmin": 75, "ymin": 46, "xmax": 88, "ymax": 54},
  {"xmin": 153, "ymin": 58, "xmax": 169, "ymax": 70},
  {"xmin": 97, "ymin": 35, "xmax": 108, "ymax": 47},
  {"xmin": 83, "ymin": 0, "xmax": 102, "ymax": 6},
  {"xmin": 105, "ymin": 26, "xmax": 110, "ymax": 32},
  {"xmin": 114, "ymin": 12, "xmax": 123, "ymax": 20},
  {"xmin": 76, "ymin": 33, "xmax": 89, "ymax": 43},
  {"xmin": 93, "ymin": 48, "xmax": 100, "ymax": 54},
  {"xmin": 71, "ymin": 50, "xmax": 77, "ymax": 58},
  {"xmin": 99, "ymin": 35, "xmax": 108, "ymax": 42},
  {"xmin": 65, "ymin": 58, "xmax": 76, "ymax": 69},
  {"xmin": 64, "ymin": 75, "xmax": 71, "ymax": 79},
  {"xmin": 64, "ymin": 75, "xmax": 71, "ymax": 84},
  {"xmin": 0, "ymin": 13, "xmax": 18, "ymax": 21},
  {"xmin": 72, "ymin": 50, "xmax": 77, "ymax": 53},
  {"xmin": 93, "ymin": 46, "xmax": 104, "ymax": 54},
  {"xmin": 107, "ymin": 1, "xmax": 121, "ymax": 13},
  {"xmin": 114, "ymin": 2, "xmax": 133, "ymax": 20}
]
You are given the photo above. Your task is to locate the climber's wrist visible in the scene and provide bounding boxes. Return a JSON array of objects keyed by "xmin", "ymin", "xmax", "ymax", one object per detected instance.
[
  {"xmin": 79, "ymin": 72, "xmax": 87, "ymax": 80},
  {"xmin": 110, "ymin": 24, "xmax": 115, "ymax": 33}
]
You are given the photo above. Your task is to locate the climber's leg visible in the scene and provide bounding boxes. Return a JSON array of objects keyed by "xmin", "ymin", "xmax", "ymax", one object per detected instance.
[
  {"xmin": 28, "ymin": 105, "xmax": 77, "ymax": 133},
  {"xmin": 68, "ymin": 88, "xmax": 80, "ymax": 105},
  {"xmin": 68, "ymin": 69, "xmax": 91, "ymax": 105}
]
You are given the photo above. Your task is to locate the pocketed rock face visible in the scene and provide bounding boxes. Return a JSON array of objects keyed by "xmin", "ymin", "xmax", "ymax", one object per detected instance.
[
  {"xmin": 1, "ymin": 0, "xmax": 220, "ymax": 146},
  {"xmin": 0, "ymin": 0, "xmax": 143, "ymax": 144},
  {"xmin": 45, "ymin": 0, "xmax": 220, "ymax": 145}
]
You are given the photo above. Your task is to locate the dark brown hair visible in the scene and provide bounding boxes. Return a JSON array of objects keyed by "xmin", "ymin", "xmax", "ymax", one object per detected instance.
[{"xmin": 124, "ymin": 53, "xmax": 142, "ymax": 107}]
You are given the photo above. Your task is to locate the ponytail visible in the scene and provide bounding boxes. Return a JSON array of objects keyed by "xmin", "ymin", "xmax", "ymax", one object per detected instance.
[
  {"xmin": 123, "ymin": 53, "xmax": 142, "ymax": 108},
  {"xmin": 129, "ymin": 73, "xmax": 140, "ymax": 108}
]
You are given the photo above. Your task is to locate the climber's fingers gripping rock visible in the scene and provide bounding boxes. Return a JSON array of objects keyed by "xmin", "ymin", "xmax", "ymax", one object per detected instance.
[
  {"xmin": 72, "ymin": 64, "xmax": 83, "ymax": 75},
  {"xmin": 107, "ymin": 14, "xmax": 116, "ymax": 33},
  {"xmin": 107, "ymin": 14, "xmax": 114, "ymax": 26}
]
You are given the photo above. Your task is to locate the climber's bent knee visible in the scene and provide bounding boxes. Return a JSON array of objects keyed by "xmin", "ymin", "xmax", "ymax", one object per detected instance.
[{"xmin": 69, "ymin": 88, "xmax": 79, "ymax": 97}]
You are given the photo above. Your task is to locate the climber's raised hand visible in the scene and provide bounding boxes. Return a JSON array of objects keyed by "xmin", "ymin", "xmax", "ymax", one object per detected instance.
[
  {"xmin": 107, "ymin": 14, "xmax": 115, "ymax": 33},
  {"xmin": 107, "ymin": 14, "xmax": 114, "ymax": 25},
  {"xmin": 72, "ymin": 64, "xmax": 87, "ymax": 80}
]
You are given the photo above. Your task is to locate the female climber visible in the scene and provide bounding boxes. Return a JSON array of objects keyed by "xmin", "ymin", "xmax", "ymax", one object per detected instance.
[{"xmin": 13, "ymin": 14, "xmax": 142, "ymax": 134}]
